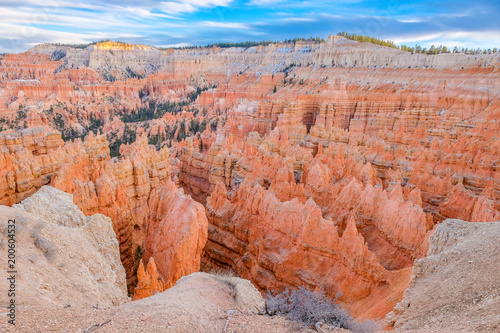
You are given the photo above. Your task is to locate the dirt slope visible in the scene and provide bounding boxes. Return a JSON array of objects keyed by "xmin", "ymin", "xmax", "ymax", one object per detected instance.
[{"xmin": 387, "ymin": 219, "xmax": 500, "ymax": 332}]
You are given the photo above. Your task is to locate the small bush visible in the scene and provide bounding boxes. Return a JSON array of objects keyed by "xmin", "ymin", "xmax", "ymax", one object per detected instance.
[
  {"xmin": 204, "ymin": 265, "xmax": 237, "ymax": 278},
  {"xmin": 266, "ymin": 287, "xmax": 380, "ymax": 333},
  {"xmin": 134, "ymin": 245, "xmax": 143, "ymax": 262}
]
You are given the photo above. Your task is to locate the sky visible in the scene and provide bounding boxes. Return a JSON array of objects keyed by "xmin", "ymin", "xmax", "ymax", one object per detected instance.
[{"xmin": 0, "ymin": 0, "xmax": 499, "ymax": 53}]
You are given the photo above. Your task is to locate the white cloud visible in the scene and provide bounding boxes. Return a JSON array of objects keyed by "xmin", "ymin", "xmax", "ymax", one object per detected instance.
[
  {"xmin": 181, "ymin": 0, "xmax": 232, "ymax": 5},
  {"xmin": 249, "ymin": 0, "xmax": 284, "ymax": 5},
  {"xmin": 0, "ymin": 4, "xmax": 187, "ymax": 30},
  {"xmin": 119, "ymin": 7, "xmax": 179, "ymax": 19},
  {"xmin": 0, "ymin": 7, "xmax": 124, "ymax": 28},
  {"xmin": 320, "ymin": 13, "xmax": 343, "ymax": 19},
  {"xmin": 160, "ymin": 2, "xmax": 197, "ymax": 14},
  {"xmin": 157, "ymin": 42, "xmax": 192, "ymax": 48},
  {"xmin": 397, "ymin": 18, "xmax": 424, "ymax": 23},
  {"xmin": 0, "ymin": 22, "xmax": 91, "ymax": 43},
  {"xmin": 160, "ymin": 0, "xmax": 232, "ymax": 14},
  {"xmin": 388, "ymin": 31, "xmax": 500, "ymax": 49},
  {"xmin": 201, "ymin": 21, "xmax": 251, "ymax": 29},
  {"xmin": 280, "ymin": 17, "xmax": 316, "ymax": 23},
  {"xmin": 0, "ymin": 22, "xmax": 144, "ymax": 53},
  {"xmin": 390, "ymin": 32, "xmax": 443, "ymax": 44}
]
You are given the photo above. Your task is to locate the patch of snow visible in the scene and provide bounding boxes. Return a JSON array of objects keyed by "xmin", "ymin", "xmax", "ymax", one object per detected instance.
[
  {"xmin": 296, "ymin": 47, "xmax": 312, "ymax": 54},
  {"xmin": 275, "ymin": 47, "xmax": 294, "ymax": 54}
]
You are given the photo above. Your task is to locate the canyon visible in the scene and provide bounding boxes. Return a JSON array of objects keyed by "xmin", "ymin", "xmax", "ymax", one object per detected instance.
[{"xmin": 0, "ymin": 35, "xmax": 499, "ymax": 331}]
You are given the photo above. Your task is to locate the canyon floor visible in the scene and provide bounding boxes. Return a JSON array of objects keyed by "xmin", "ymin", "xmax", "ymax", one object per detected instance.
[{"xmin": 0, "ymin": 36, "xmax": 499, "ymax": 332}]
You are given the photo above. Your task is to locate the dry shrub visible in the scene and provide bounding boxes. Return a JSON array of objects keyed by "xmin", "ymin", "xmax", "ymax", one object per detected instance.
[{"xmin": 266, "ymin": 287, "xmax": 380, "ymax": 333}]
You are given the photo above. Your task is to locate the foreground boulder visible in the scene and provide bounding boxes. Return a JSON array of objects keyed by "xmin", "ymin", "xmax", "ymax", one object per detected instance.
[
  {"xmin": 115, "ymin": 272, "xmax": 266, "ymax": 332},
  {"xmin": 0, "ymin": 186, "xmax": 128, "ymax": 308},
  {"xmin": 4, "ymin": 273, "xmax": 292, "ymax": 332},
  {"xmin": 387, "ymin": 219, "xmax": 500, "ymax": 332}
]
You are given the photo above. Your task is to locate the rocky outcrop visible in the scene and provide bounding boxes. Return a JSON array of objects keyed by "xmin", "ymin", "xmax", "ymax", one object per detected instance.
[
  {"xmin": 50, "ymin": 134, "xmax": 172, "ymax": 285},
  {"xmin": 0, "ymin": 127, "xmax": 209, "ymax": 294},
  {"xmin": 116, "ymin": 273, "xmax": 266, "ymax": 331},
  {"xmin": 6, "ymin": 272, "xmax": 278, "ymax": 333},
  {"xmin": 0, "ymin": 128, "xmax": 65, "ymax": 205},
  {"xmin": 49, "ymin": 134, "xmax": 208, "ymax": 291},
  {"xmin": 144, "ymin": 180, "xmax": 208, "ymax": 290},
  {"xmin": 387, "ymin": 219, "xmax": 500, "ymax": 332},
  {"xmin": 0, "ymin": 127, "xmax": 111, "ymax": 206},
  {"xmin": 133, "ymin": 258, "xmax": 167, "ymax": 300},
  {"xmin": 0, "ymin": 186, "xmax": 128, "ymax": 308},
  {"xmin": 439, "ymin": 183, "xmax": 500, "ymax": 222}
]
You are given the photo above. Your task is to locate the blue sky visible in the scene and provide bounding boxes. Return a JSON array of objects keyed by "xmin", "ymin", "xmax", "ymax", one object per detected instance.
[{"xmin": 0, "ymin": 0, "xmax": 499, "ymax": 53}]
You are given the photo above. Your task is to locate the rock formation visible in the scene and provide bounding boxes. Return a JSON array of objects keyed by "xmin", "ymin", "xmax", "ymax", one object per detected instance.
[
  {"xmin": 199, "ymin": 135, "xmax": 422, "ymax": 318},
  {"xmin": 50, "ymin": 134, "xmax": 208, "ymax": 290},
  {"xmin": 4, "ymin": 272, "xmax": 281, "ymax": 333},
  {"xmin": 133, "ymin": 258, "xmax": 167, "ymax": 300},
  {"xmin": 0, "ymin": 127, "xmax": 208, "ymax": 294},
  {"xmin": 387, "ymin": 219, "xmax": 500, "ymax": 332},
  {"xmin": 0, "ymin": 186, "xmax": 128, "ymax": 308},
  {"xmin": 144, "ymin": 180, "xmax": 208, "ymax": 290},
  {"xmin": 0, "ymin": 35, "xmax": 499, "ymax": 324},
  {"xmin": 0, "ymin": 128, "xmax": 66, "ymax": 205}
]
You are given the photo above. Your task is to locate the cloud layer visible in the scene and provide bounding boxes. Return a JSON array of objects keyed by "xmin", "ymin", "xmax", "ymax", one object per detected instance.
[{"xmin": 0, "ymin": 0, "xmax": 498, "ymax": 53}]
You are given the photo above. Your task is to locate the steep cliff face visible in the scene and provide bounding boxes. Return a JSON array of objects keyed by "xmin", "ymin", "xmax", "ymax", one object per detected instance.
[
  {"xmin": 0, "ymin": 128, "xmax": 66, "ymax": 205},
  {"xmin": 50, "ymin": 135, "xmax": 208, "ymax": 290},
  {"xmin": 144, "ymin": 180, "xmax": 208, "ymax": 290},
  {"xmin": 0, "ymin": 127, "xmax": 208, "ymax": 293},
  {"xmin": 26, "ymin": 37, "xmax": 500, "ymax": 78}
]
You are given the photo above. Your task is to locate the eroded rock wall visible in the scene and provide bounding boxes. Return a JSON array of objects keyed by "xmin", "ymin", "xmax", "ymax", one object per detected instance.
[{"xmin": 0, "ymin": 128, "xmax": 208, "ymax": 293}]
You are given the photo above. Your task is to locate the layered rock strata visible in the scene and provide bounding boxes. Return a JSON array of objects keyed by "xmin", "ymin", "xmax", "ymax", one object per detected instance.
[{"xmin": 0, "ymin": 127, "xmax": 208, "ymax": 292}]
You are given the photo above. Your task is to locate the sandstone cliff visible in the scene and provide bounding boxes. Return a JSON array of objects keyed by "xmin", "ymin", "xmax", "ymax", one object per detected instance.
[
  {"xmin": 0, "ymin": 128, "xmax": 66, "ymax": 205},
  {"xmin": 50, "ymin": 134, "xmax": 208, "ymax": 291},
  {"xmin": 0, "ymin": 127, "xmax": 208, "ymax": 295}
]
